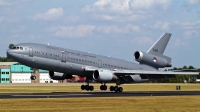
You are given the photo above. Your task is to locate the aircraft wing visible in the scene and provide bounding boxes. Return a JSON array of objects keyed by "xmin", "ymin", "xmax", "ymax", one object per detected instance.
[
  {"xmin": 112, "ymin": 70, "xmax": 199, "ymax": 76},
  {"xmin": 84, "ymin": 66, "xmax": 199, "ymax": 75}
]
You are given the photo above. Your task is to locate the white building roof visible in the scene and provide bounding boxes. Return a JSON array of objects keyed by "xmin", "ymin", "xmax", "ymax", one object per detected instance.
[{"xmin": 0, "ymin": 62, "xmax": 18, "ymax": 66}]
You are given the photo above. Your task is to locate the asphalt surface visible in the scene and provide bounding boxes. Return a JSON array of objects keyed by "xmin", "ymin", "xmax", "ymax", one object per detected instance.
[{"xmin": 0, "ymin": 91, "xmax": 200, "ymax": 99}]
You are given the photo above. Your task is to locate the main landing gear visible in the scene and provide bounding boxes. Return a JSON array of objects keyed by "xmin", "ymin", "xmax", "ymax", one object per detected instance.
[
  {"xmin": 81, "ymin": 78, "xmax": 94, "ymax": 91},
  {"xmin": 110, "ymin": 86, "xmax": 123, "ymax": 92},
  {"xmin": 99, "ymin": 83, "xmax": 123, "ymax": 92},
  {"xmin": 81, "ymin": 85, "xmax": 94, "ymax": 91}
]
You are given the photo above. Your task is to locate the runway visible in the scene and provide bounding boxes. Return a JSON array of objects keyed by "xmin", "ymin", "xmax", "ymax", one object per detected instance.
[{"xmin": 0, "ymin": 91, "xmax": 200, "ymax": 99}]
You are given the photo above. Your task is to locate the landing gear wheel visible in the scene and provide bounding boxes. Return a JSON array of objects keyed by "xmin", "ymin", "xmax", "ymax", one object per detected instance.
[
  {"xmin": 89, "ymin": 86, "xmax": 94, "ymax": 91},
  {"xmin": 100, "ymin": 85, "xmax": 107, "ymax": 90},
  {"xmin": 85, "ymin": 85, "xmax": 90, "ymax": 91},
  {"xmin": 100, "ymin": 85, "xmax": 103, "ymax": 90},
  {"xmin": 118, "ymin": 87, "xmax": 123, "ymax": 92},
  {"xmin": 110, "ymin": 86, "xmax": 114, "ymax": 91},
  {"xmin": 30, "ymin": 76, "xmax": 36, "ymax": 80},
  {"xmin": 81, "ymin": 85, "xmax": 85, "ymax": 90},
  {"xmin": 103, "ymin": 85, "xmax": 107, "ymax": 90},
  {"xmin": 114, "ymin": 86, "xmax": 119, "ymax": 92}
]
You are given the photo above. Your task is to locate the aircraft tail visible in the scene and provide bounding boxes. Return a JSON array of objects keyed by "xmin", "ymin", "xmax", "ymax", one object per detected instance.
[
  {"xmin": 147, "ymin": 33, "xmax": 172, "ymax": 63},
  {"xmin": 134, "ymin": 33, "xmax": 172, "ymax": 68}
]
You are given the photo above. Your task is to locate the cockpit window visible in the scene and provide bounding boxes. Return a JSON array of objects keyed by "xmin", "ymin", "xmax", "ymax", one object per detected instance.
[
  {"xmin": 11, "ymin": 46, "xmax": 24, "ymax": 50},
  {"xmin": 11, "ymin": 46, "xmax": 16, "ymax": 49}
]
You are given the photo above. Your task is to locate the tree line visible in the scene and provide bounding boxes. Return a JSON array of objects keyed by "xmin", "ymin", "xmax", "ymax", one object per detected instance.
[
  {"xmin": 0, "ymin": 44, "xmax": 15, "ymax": 62},
  {"xmin": 153, "ymin": 66, "xmax": 200, "ymax": 83}
]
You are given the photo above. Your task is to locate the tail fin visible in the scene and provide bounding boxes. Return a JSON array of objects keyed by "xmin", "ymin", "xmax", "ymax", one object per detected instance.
[
  {"xmin": 147, "ymin": 33, "xmax": 171, "ymax": 55},
  {"xmin": 147, "ymin": 33, "xmax": 172, "ymax": 63}
]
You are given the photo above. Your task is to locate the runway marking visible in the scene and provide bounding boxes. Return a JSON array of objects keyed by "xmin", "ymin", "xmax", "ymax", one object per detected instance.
[{"xmin": 11, "ymin": 94, "xmax": 92, "ymax": 97}]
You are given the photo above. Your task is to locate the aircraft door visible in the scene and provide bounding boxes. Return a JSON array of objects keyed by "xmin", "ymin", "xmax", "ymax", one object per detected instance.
[
  {"xmin": 61, "ymin": 52, "xmax": 66, "ymax": 62},
  {"xmin": 98, "ymin": 60, "xmax": 102, "ymax": 68},
  {"xmin": 29, "ymin": 47, "xmax": 33, "ymax": 57}
]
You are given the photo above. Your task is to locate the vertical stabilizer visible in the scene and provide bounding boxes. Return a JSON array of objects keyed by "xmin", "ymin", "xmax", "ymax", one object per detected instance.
[{"xmin": 147, "ymin": 33, "xmax": 171, "ymax": 55}]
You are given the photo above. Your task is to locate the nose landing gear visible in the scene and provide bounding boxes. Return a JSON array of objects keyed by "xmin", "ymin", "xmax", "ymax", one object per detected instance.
[{"xmin": 30, "ymin": 76, "xmax": 36, "ymax": 80}]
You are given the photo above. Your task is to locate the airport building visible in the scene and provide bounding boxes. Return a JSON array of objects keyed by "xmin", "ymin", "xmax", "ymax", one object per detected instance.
[{"xmin": 0, "ymin": 62, "xmax": 58, "ymax": 84}]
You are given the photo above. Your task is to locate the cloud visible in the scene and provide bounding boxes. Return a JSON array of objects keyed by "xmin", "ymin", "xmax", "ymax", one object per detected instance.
[
  {"xmin": 132, "ymin": 37, "xmax": 154, "ymax": 45},
  {"xmin": 46, "ymin": 24, "xmax": 140, "ymax": 38},
  {"xmin": 175, "ymin": 20, "xmax": 200, "ymax": 29},
  {"xmin": 153, "ymin": 21, "xmax": 170, "ymax": 30},
  {"xmin": 83, "ymin": 0, "xmax": 171, "ymax": 13},
  {"xmin": 82, "ymin": 0, "xmax": 172, "ymax": 21},
  {"xmin": 184, "ymin": 30, "xmax": 198, "ymax": 37},
  {"xmin": 173, "ymin": 38, "xmax": 188, "ymax": 47},
  {"xmin": 185, "ymin": 0, "xmax": 199, "ymax": 5},
  {"xmin": 33, "ymin": 8, "xmax": 64, "ymax": 21},
  {"xmin": 45, "ymin": 25, "xmax": 96, "ymax": 38},
  {"xmin": 96, "ymin": 24, "xmax": 140, "ymax": 34}
]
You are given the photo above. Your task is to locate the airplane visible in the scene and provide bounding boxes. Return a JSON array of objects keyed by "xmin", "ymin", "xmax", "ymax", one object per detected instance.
[{"xmin": 7, "ymin": 33, "xmax": 199, "ymax": 92}]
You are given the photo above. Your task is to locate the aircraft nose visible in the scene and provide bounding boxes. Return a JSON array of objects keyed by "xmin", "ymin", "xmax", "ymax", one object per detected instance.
[{"xmin": 7, "ymin": 49, "xmax": 12, "ymax": 58}]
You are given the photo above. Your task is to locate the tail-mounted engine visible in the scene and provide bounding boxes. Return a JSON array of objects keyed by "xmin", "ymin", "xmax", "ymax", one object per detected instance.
[{"xmin": 134, "ymin": 51, "xmax": 172, "ymax": 68}]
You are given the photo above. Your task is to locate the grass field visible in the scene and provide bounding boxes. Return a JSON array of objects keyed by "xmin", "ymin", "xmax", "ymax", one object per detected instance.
[
  {"xmin": 0, "ymin": 83, "xmax": 200, "ymax": 93},
  {"xmin": 0, "ymin": 83, "xmax": 200, "ymax": 112},
  {"xmin": 0, "ymin": 96, "xmax": 200, "ymax": 112}
]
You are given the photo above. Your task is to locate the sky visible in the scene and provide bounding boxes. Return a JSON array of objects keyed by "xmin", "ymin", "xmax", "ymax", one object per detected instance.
[{"xmin": 0, "ymin": 0, "xmax": 200, "ymax": 68}]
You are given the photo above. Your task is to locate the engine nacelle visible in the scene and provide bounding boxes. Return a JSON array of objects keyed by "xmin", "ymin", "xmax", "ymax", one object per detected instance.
[
  {"xmin": 134, "ymin": 51, "xmax": 172, "ymax": 68},
  {"xmin": 93, "ymin": 69, "xmax": 117, "ymax": 82},
  {"xmin": 49, "ymin": 71, "xmax": 73, "ymax": 80}
]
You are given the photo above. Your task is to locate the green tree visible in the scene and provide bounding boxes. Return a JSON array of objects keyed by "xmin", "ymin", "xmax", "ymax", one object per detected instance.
[
  {"xmin": 188, "ymin": 66, "xmax": 195, "ymax": 69},
  {"xmin": 9, "ymin": 44, "xmax": 14, "ymax": 49},
  {"xmin": 183, "ymin": 65, "xmax": 188, "ymax": 69}
]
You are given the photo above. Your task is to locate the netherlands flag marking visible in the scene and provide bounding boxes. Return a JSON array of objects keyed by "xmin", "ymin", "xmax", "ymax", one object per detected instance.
[
  {"xmin": 61, "ymin": 50, "xmax": 65, "ymax": 54},
  {"xmin": 152, "ymin": 57, "xmax": 158, "ymax": 62}
]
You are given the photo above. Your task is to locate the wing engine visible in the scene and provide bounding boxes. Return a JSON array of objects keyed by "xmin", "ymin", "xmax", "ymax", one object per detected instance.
[
  {"xmin": 49, "ymin": 71, "xmax": 72, "ymax": 80},
  {"xmin": 93, "ymin": 69, "xmax": 118, "ymax": 82}
]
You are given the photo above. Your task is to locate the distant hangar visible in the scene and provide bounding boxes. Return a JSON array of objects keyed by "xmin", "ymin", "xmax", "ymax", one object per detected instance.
[{"xmin": 0, "ymin": 62, "xmax": 58, "ymax": 84}]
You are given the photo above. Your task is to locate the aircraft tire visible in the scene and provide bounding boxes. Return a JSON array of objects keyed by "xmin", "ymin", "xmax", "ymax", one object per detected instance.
[
  {"xmin": 30, "ymin": 76, "xmax": 36, "ymax": 80},
  {"xmin": 85, "ymin": 85, "xmax": 90, "ymax": 91},
  {"xmin": 114, "ymin": 86, "xmax": 119, "ymax": 92},
  {"xmin": 89, "ymin": 86, "xmax": 94, "ymax": 91},
  {"xmin": 110, "ymin": 86, "xmax": 114, "ymax": 91},
  {"xmin": 118, "ymin": 87, "xmax": 123, "ymax": 92},
  {"xmin": 103, "ymin": 85, "xmax": 107, "ymax": 90},
  {"xmin": 100, "ymin": 85, "xmax": 103, "ymax": 90},
  {"xmin": 81, "ymin": 85, "xmax": 85, "ymax": 90}
]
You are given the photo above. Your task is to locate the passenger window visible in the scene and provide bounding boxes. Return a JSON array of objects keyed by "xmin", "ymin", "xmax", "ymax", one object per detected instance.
[
  {"xmin": 20, "ymin": 47, "xmax": 23, "ymax": 50},
  {"xmin": 17, "ymin": 47, "xmax": 19, "ymax": 49}
]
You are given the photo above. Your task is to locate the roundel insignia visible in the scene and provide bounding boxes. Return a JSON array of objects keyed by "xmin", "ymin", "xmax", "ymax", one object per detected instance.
[{"xmin": 152, "ymin": 57, "xmax": 157, "ymax": 62}]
